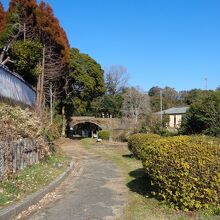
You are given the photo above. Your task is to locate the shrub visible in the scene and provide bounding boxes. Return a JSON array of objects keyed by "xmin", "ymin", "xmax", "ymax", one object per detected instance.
[
  {"xmin": 117, "ymin": 132, "xmax": 130, "ymax": 142},
  {"xmin": 142, "ymin": 135, "xmax": 220, "ymax": 210},
  {"xmin": 113, "ymin": 130, "xmax": 131, "ymax": 142},
  {"xmin": 140, "ymin": 113, "xmax": 169, "ymax": 134},
  {"xmin": 98, "ymin": 130, "xmax": 111, "ymax": 140},
  {"xmin": 128, "ymin": 133, "xmax": 160, "ymax": 159},
  {"xmin": 0, "ymin": 102, "xmax": 43, "ymax": 141},
  {"xmin": 43, "ymin": 114, "xmax": 63, "ymax": 142},
  {"xmin": 180, "ymin": 90, "xmax": 220, "ymax": 137}
]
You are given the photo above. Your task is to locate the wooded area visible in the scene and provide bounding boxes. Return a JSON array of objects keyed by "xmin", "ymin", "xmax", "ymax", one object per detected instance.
[{"xmin": 0, "ymin": 0, "xmax": 219, "ymax": 137}]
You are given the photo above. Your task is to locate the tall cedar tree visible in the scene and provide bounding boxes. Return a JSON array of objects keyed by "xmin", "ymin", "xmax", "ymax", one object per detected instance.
[
  {"xmin": 0, "ymin": 2, "xmax": 6, "ymax": 34},
  {"xmin": 9, "ymin": 0, "xmax": 37, "ymax": 30},
  {"xmin": 0, "ymin": 0, "xmax": 39, "ymax": 64},
  {"xmin": 36, "ymin": 1, "xmax": 70, "ymax": 64},
  {"xmin": 0, "ymin": 0, "xmax": 71, "ymax": 133},
  {"xmin": 8, "ymin": 0, "xmax": 70, "ymax": 63},
  {"xmin": 3, "ymin": 0, "xmax": 70, "ymax": 106},
  {"xmin": 35, "ymin": 1, "xmax": 70, "ymax": 105}
]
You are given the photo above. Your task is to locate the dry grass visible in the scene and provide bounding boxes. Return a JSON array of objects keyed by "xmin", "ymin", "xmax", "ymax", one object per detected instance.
[
  {"xmin": 0, "ymin": 148, "xmax": 70, "ymax": 207},
  {"xmin": 0, "ymin": 102, "xmax": 43, "ymax": 141}
]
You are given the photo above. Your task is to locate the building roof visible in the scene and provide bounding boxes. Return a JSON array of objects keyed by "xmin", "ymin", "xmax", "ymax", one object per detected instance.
[{"xmin": 156, "ymin": 107, "xmax": 189, "ymax": 115}]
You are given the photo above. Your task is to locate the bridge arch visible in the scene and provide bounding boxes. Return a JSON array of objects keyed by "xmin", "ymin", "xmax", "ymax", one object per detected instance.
[
  {"xmin": 69, "ymin": 121, "xmax": 102, "ymax": 138},
  {"xmin": 69, "ymin": 116, "xmax": 134, "ymax": 138}
]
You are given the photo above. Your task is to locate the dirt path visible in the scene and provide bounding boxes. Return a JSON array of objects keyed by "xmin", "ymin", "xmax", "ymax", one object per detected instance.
[{"xmin": 26, "ymin": 139, "xmax": 127, "ymax": 220}]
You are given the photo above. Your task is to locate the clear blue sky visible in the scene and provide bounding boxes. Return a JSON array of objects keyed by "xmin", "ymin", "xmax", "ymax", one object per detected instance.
[{"xmin": 2, "ymin": 0, "xmax": 220, "ymax": 91}]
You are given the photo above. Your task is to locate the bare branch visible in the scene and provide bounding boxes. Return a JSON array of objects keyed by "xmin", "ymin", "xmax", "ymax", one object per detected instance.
[
  {"xmin": 122, "ymin": 87, "xmax": 151, "ymax": 123},
  {"xmin": 105, "ymin": 65, "xmax": 129, "ymax": 95}
]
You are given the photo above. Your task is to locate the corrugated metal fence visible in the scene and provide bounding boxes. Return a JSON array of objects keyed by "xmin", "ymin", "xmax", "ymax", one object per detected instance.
[{"xmin": 0, "ymin": 65, "xmax": 36, "ymax": 107}]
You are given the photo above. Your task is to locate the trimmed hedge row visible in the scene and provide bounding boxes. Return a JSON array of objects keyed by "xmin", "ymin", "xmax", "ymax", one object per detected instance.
[
  {"xmin": 98, "ymin": 130, "xmax": 111, "ymax": 140},
  {"xmin": 128, "ymin": 133, "xmax": 160, "ymax": 159},
  {"xmin": 128, "ymin": 134, "xmax": 220, "ymax": 210}
]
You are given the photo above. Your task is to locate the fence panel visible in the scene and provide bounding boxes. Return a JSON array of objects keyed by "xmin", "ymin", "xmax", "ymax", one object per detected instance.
[
  {"xmin": 0, "ymin": 65, "xmax": 36, "ymax": 107},
  {"xmin": 0, "ymin": 139, "xmax": 40, "ymax": 179}
]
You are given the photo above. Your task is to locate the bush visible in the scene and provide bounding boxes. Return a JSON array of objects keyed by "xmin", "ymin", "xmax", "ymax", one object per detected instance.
[
  {"xmin": 140, "ymin": 113, "xmax": 169, "ymax": 134},
  {"xmin": 117, "ymin": 132, "xmax": 130, "ymax": 142},
  {"xmin": 98, "ymin": 130, "xmax": 111, "ymax": 140},
  {"xmin": 180, "ymin": 90, "xmax": 220, "ymax": 137},
  {"xmin": 0, "ymin": 102, "xmax": 43, "ymax": 141},
  {"xmin": 142, "ymin": 135, "xmax": 220, "ymax": 210},
  {"xmin": 128, "ymin": 133, "xmax": 160, "ymax": 159},
  {"xmin": 43, "ymin": 114, "xmax": 63, "ymax": 142},
  {"xmin": 113, "ymin": 130, "xmax": 131, "ymax": 142}
]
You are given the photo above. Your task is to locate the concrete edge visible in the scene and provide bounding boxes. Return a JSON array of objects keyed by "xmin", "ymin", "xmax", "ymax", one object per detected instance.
[{"xmin": 0, "ymin": 160, "xmax": 78, "ymax": 220}]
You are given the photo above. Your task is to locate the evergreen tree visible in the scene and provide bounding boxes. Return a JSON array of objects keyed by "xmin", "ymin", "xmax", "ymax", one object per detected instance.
[
  {"xmin": 0, "ymin": 2, "xmax": 6, "ymax": 34},
  {"xmin": 180, "ymin": 90, "xmax": 220, "ymax": 136},
  {"xmin": 36, "ymin": 1, "xmax": 70, "ymax": 63},
  {"xmin": 0, "ymin": 0, "xmax": 70, "ymax": 109},
  {"xmin": 64, "ymin": 48, "xmax": 105, "ymax": 117}
]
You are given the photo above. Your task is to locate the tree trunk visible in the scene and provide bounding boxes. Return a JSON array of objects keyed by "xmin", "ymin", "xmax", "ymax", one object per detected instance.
[
  {"xmin": 39, "ymin": 46, "xmax": 45, "ymax": 114},
  {"xmin": 35, "ymin": 74, "xmax": 41, "ymax": 113},
  {"xmin": 0, "ymin": 48, "xmax": 5, "ymax": 63},
  {"xmin": 50, "ymin": 83, "xmax": 53, "ymax": 124},
  {"xmin": 61, "ymin": 106, "xmax": 66, "ymax": 137},
  {"xmin": 24, "ymin": 23, "xmax": 26, "ymax": 41}
]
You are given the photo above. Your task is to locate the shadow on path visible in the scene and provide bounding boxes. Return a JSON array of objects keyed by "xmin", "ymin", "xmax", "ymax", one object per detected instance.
[
  {"xmin": 122, "ymin": 153, "xmax": 135, "ymax": 159},
  {"xmin": 127, "ymin": 168, "xmax": 152, "ymax": 196}
]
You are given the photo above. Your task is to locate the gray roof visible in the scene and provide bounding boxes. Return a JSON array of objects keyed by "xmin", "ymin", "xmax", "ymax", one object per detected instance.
[{"xmin": 156, "ymin": 107, "xmax": 189, "ymax": 115}]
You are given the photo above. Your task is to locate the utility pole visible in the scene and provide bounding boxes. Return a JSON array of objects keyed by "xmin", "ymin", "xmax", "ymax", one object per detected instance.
[
  {"xmin": 205, "ymin": 77, "xmax": 208, "ymax": 90},
  {"xmin": 160, "ymin": 90, "xmax": 163, "ymax": 126}
]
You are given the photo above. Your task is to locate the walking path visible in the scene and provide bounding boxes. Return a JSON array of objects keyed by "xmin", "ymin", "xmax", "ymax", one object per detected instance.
[{"xmin": 27, "ymin": 139, "xmax": 127, "ymax": 220}]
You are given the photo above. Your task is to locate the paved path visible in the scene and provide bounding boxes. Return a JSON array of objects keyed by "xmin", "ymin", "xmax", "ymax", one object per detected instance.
[{"xmin": 27, "ymin": 140, "xmax": 127, "ymax": 220}]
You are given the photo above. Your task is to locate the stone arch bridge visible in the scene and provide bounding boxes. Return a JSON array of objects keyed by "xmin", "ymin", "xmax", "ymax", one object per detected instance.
[{"xmin": 70, "ymin": 116, "xmax": 135, "ymax": 138}]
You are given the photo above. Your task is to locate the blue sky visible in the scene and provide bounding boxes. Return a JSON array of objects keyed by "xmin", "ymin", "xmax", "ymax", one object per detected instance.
[{"xmin": 2, "ymin": 0, "xmax": 220, "ymax": 91}]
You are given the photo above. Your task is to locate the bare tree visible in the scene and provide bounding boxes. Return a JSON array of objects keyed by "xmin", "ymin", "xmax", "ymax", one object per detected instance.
[
  {"xmin": 122, "ymin": 87, "xmax": 151, "ymax": 123},
  {"xmin": 36, "ymin": 44, "xmax": 67, "ymax": 114},
  {"xmin": 105, "ymin": 65, "xmax": 129, "ymax": 95},
  {"xmin": 0, "ymin": 22, "xmax": 23, "ymax": 65}
]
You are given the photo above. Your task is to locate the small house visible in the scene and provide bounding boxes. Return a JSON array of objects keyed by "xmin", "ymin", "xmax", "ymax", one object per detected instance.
[{"xmin": 158, "ymin": 107, "xmax": 189, "ymax": 128}]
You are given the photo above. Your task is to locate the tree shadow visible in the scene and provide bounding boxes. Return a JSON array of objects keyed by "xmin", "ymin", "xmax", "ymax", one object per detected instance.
[
  {"xmin": 122, "ymin": 154, "xmax": 135, "ymax": 158},
  {"xmin": 127, "ymin": 168, "xmax": 152, "ymax": 196}
]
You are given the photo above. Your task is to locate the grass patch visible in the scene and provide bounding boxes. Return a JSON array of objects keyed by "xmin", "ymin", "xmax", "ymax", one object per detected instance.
[
  {"xmin": 0, "ymin": 147, "xmax": 70, "ymax": 207},
  {"xmin": 80, "ymin": 138, "xmax": 220, "ymax": 220}
]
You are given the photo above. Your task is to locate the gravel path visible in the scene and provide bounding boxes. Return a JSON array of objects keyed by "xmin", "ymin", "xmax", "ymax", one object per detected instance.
[{"xmin": 27, "ymin": 140, "xmax": 127, "ymax": 220}]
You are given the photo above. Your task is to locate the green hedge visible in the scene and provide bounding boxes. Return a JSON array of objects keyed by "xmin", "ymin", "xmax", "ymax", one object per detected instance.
[
  {"xmin": 98, "ymin": 130, "xmax": 111, "ymax": 140},
  {"xmin": 128, "ymin": 133, "xmax": 160, "ymax": 159},
  {"xmin": 142, "ymin": 135, "xmax": 220, "ymax": 210}
]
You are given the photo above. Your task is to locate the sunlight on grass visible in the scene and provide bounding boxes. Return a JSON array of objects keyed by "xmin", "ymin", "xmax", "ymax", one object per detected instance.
[{"xmin": 0, "ymin": 147, "xmax": 70, "ymax": 207}]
